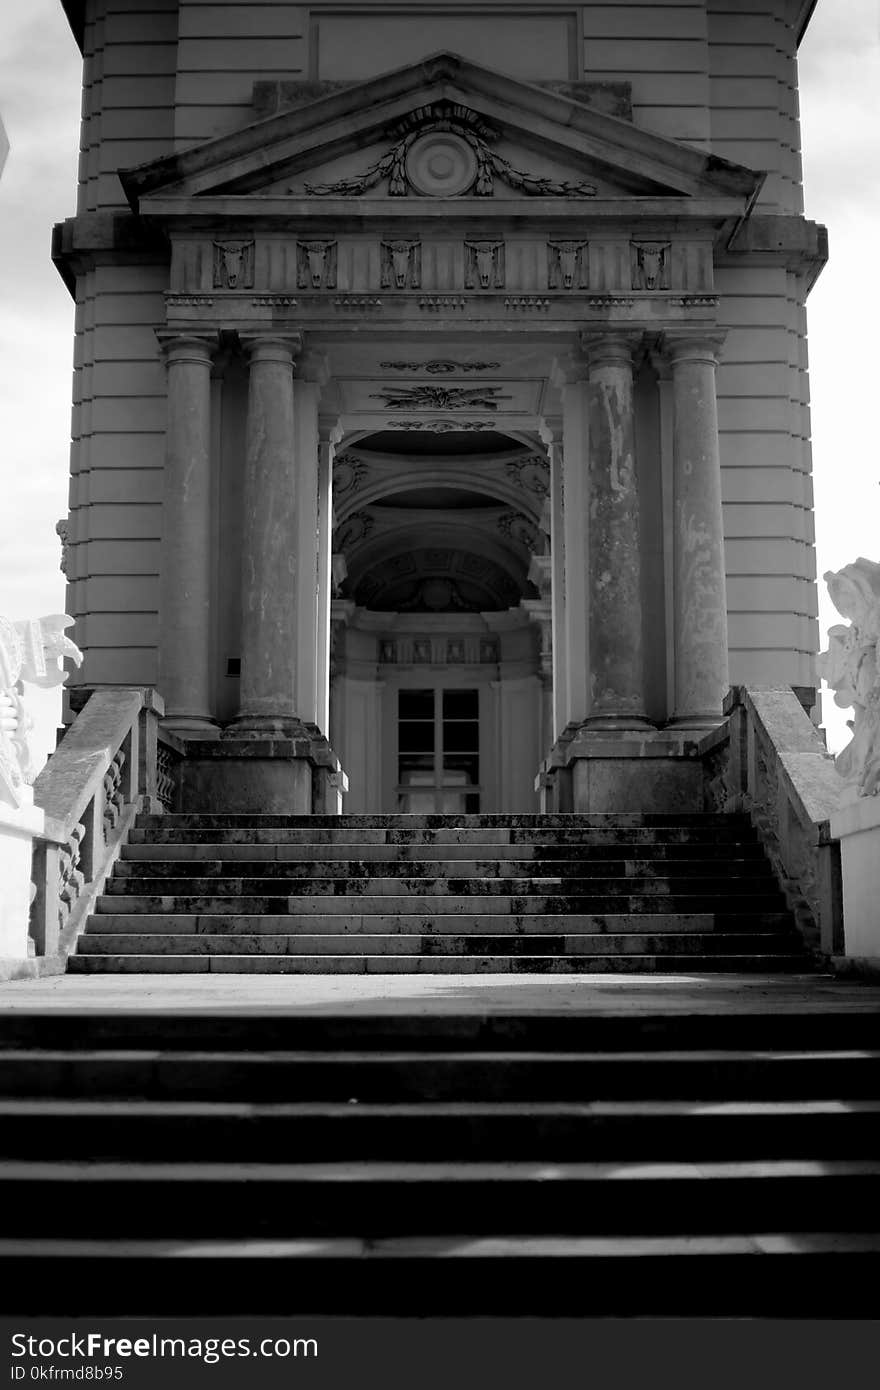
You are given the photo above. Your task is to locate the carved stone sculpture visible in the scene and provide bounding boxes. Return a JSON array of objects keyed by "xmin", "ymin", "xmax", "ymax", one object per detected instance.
[
  {"xmin": 816, "ymin": 558, "xmax": 880, "ymax": 800},
  {"xmin": 631, "ymin": 242, "xmax": 671, "ymax": 291},
  {"xmin": 212, "ymin": 241, "xmax": 255, "ymax": 289},
  {"xmin": 380, "ymin": 240, "xmax": 421, "ymax": 289},
  {"xmin": 0, "ymin": 614, "xmax": 82, "ymax": 804},
  {"xmin": 296, "ymin": 240, "xmax": 337, "ymax": 289}
]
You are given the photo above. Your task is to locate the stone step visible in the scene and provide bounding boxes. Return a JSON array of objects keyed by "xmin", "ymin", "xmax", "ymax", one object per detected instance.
[
  {"xmin": 112, "ymin": 857, "xmax": 776, "ymax": 883},
  {"xmin": 137, "ymin": 813, "xmax": 754, "ymax": 831},
  {"xmin": 121, "ymin": 840, "xmax": 767, "ymax": 863},
  {"xmin": 87, "ymin": 911, "xmax": 796, "ymax": 935},
  {"xmin": 126, "ymin": 825, "xmax": 759, "ymax": 846},
  {"xmin": 3, "ymin": 1232, "xmax": 879, "ymax": 1316},
  {"xmin": 0, "ymin": 1009, "xmax": 872, "ymax": 1053},
  {"xmin": 2, "ymin": 1048, "xmax": 872, "ymax": 1101},
  {"xmin": 67, "ymin": 953, "xmax": 811, "ymax": 975},
  {"xmin": 75, "ymin": 932, "xmax": 801, "ymax": 959},
  {"xmin": 3, "ymin": 1159, "xmax": 878, "ymax": 1239},
  {"xmin": 104, "ymin": 874, "xmax": 780, "ymax": 897},
  {"xmin": 94, "ymin": 893, "xmax": 787, "ymax": 916},
  {"xmin": 3, "ymin": 1096, "xmax": 876, "ymax": 1161}
]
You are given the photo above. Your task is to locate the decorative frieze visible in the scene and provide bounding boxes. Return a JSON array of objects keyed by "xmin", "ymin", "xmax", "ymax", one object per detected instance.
[
  {"xmin": 384, "ymin": 418, "xmax": 495, "ymax": 433},
  {"xmin": 377, "ymin": 634, "xmax": 500, "ymax": 665},
  {"xmin": 504, "ymin": 296, "xmax": 551, "ymax": 311},
  {"xmin": 381, "ymin": 239, "xmax": 421, "ymax": 289},
  {"xmin": 465, "ymin": 240, "xmax": 505, "ymax": 289},
  {"xmin": 333, "ymin": 296, "xmax": 382, "ymax": 310},
  {"xmin": 547, "ymin": 240, "xmax": 589, "ymax": 290},
  {"xmin": 380, "ymin": 359, "xmax": 500, "ymax": 374},
  {"xmin": 212, "ymin": 241, "xmax": 254, "ymax": 289},
  {"xmin": 631, "ymin": 241, "xmax": 670, "ymax": 291},
  {"xmin": 167, "ymin": 295, "xmax": 215, "ymax": 307},
  {"xmin": 251, "ymin": 295, "xmax": 297, "ymax": 307},
  {"xmin": 296, "ymin": 240, "xmax": 337, "ymax": 289},
  {"xmin": 418, "ymin": 296, "xmax": 467, "ymax": 311},
  {"xmin": 370, "ymin": 384, "xmax": 507, "ymax": 411}
]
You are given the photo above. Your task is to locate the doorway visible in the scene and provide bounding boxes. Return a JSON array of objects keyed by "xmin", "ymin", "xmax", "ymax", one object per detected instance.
[{"xmin": 397, "ymin": 687, "xmax": 481, "ymax": 813}]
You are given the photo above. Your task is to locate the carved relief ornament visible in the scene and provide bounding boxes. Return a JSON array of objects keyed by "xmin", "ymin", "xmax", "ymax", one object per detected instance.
[
  {"xmin": 547, "ymin": 240, "xmax": 589, "ymax": 290},
  {"xmin": 380, "ymin": 239, "xmax": 421, "ymax": 289},
  {"xmin": 296, "ymin": 240, "xmax": 337, "ymax": 289},
  {"xmin": 631, "ymin": 241, "xmax": 671, "ymax": 291},
  {"xmin": 212, "ymin": 241, "xmax": 255, "ymax": 289},
  {"xmin": 299, "ymin": 101, "xmax": 598, "ymax": 199},
  {"xmin": 370, "ymin": 385, "xmax": 508, "ymax": 411},
  {"xmin": 465, "ymin": 240, "xmax": 505, "ymax": 290}
]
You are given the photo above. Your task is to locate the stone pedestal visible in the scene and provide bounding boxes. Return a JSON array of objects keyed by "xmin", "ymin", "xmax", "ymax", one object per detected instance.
[
  {"xmin": 831, "ymin": 796, "xmax": 880, "ymax": 964},
  {"xmin": 539, "ymin": 728, "xmax": 702, "ymax": 814},
  {"xmin": 158, "ymin": 334, "xmax": 217, "ymax": 736},
  {"xmin": 0, "ymin": 786, "xmax": 43, "ymax": 961},
  {"xmin": 181, "ymin": 733, "xmax": 347, "ymax": 814}
]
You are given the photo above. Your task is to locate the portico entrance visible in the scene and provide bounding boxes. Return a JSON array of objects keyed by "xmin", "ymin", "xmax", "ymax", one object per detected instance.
[{"xmin": 120, "ymin": 51, "xmax": 756, "ymax": 815}]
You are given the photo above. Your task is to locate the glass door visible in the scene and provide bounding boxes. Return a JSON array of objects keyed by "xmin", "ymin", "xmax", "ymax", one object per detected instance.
[{"xmin": 397, "ymin": 688, "xmax": 480, "ymax": 813}]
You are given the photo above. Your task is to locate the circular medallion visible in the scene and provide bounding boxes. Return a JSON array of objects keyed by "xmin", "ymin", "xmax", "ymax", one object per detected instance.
[{"xmin": 406, "ymin": 132, "xmax": 478, "ymax": 197}]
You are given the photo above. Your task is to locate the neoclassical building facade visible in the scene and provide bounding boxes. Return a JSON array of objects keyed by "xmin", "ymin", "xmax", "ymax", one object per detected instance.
[{"xmin": 54, "ymin": 0, "xmax": 826, "ymax": 814}]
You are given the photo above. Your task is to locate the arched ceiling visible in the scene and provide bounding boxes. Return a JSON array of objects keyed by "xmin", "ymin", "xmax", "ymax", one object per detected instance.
[{"xmin": 334, "ymin": 429, "xmax": 549, "ymax": 613}]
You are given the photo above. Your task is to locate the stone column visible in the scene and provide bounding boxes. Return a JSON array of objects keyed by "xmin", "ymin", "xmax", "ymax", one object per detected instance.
[
  {"xmin": 235, "ymin": 334, "xmax": 301, "ymax": 732},
  {"xmin": 582, "ymin": 330, "xmax": 649, "ymax": 727},
  {"xmin": 292, "ymin": 379, "xmax": 320, "ymax": 726},
  {"xmin": 555, "ymin": 373, "xmax": 590, "ymax": 730},
  {"xmin": 665, "ymin": 331, "xmax": 729, "ymax": 727},
  {"xmin": 316, "ymin": 420, "xmax": 341, "ymax": 737},
  {"xmin": 157, "ymin": 334, "xmax": 216, "ymax": 734}
]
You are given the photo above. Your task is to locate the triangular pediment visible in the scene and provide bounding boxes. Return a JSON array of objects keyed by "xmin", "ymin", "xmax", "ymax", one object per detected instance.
[{"xmin": 121, "ymin": 52, "xmax": 761, "ymax": 212}]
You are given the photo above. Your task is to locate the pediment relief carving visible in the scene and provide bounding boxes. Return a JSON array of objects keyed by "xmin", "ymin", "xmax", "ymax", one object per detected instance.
[
  {"xmin": 295, "ymin": 101, "xmax": 598, "ymax": 200},
  {"xmin": 124, "ymin": 54, "xmax": 760, "ymax": 209}
]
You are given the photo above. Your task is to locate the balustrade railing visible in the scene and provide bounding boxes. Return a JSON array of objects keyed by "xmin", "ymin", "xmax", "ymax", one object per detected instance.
[
  {"xmin": 698, "ymin": 686, "xmax": 844, "ymax": 955},
  {"xmin": 29, "ymin": 688, "xmax": 166, "ymax": 959}
]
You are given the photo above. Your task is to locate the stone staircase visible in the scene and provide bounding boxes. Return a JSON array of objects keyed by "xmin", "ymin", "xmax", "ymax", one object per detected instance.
[
  {"xmin": 2, "ymin": 1003, "xmax": 879, "ymax": 1315},
  {"xmin": 69, "ymin": 812, "xmax": 811, "ymax": 973}
]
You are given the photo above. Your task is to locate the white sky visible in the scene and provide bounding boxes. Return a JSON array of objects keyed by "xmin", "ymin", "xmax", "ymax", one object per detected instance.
[{"xmin": 0, "ymin": 0, "xmax": 878, "ymax": 767}]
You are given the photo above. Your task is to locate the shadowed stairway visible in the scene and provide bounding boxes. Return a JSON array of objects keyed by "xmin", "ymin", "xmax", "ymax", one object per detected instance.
[
  {"xmin": 1, "ymin": 983, "xmax": 879, "ymax": 1317},
  {"xmin": 69, "ymin": 812, "xmax": 810, "ymax": 974}
]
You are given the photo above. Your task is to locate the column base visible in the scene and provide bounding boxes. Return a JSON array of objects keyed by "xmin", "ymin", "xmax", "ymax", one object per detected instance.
[
  {"xmin": 580, "ymin": 713, "xmax": 655, "ymax": 732},
  {"xmin": 180, "ymin": 731, "xmax": 348, "ymax": 814},
  {"xmin": 161, "ymin": 716, "xmax": 220, "ymax": 739},
  {"xmin": 224, "ymin": 715, "xmax": 316, "ymax": 740},
  {"xmin": 538, "ymin": 726, "xmax": 703, "ymax": 814},
  {"xmin": 666, "ymin": 712, "xmax": 726, "ymax": 732}
]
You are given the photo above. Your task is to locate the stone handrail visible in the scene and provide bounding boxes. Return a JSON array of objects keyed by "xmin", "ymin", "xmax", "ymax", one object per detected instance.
[
  {"xmin": 30, "ymin": 688, "xmax": 165, "ymax": 959},
  {"xmin": 699, "ymin": 686, "xmax": 844, "ymax": 955}
]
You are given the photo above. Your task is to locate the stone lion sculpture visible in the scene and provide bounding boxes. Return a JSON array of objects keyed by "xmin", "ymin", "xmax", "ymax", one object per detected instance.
[
  {"xmin": 816, "ymin": 558, "xmax": 880, "ymax": 801},
  {"xmin": 0, "ymin": 614, "xmax": 82, "ymax": 803}
]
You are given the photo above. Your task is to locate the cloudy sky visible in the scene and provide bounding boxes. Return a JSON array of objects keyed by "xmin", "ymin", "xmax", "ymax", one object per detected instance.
[{"xmin": 1, "ymin": 0, "xmax": 878, "ymax": 765}]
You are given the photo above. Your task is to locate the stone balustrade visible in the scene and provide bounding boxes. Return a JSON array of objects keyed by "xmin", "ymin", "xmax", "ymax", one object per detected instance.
[
  {"xmin": 697, "ymin": 686, "xmax": 844, "ymax": 956},
  {"xmin": 29, "ymin": 689, "xmax": 165, "ymax": 966}
]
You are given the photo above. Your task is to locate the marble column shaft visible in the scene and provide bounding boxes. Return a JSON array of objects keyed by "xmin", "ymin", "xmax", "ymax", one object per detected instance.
[
  {"xmin": 667, "ymin": 333, "xmax": 729, "ymax": 726},
  {"xmin": 584, "ymin": 333, "xmax": 647, "ymax": 726},
  {"xmin": 237, "ymin": 336, "xmax": 300, "ymax": 728},
  {"xmin": 158, "ymin": 334, "xmax": 215, "ymax": 732}
]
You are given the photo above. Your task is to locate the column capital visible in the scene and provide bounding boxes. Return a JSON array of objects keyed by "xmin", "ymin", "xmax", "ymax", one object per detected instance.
[
  {"xmin": 319, "ymin": 416, "xmax": 345, "ymax": 447},
  {"xmin": 660, "ymin": 328, "xmax": 727, "ymax": 366},
  {"xmin": 155, "ymin": 331, "xmax": 218, "ymax": 364},
  {"xmin": 579, "ymin": 329, "xmax": 643, "ymax": 372},
  {"xmin": 240, "ymin": 331, "xmax": 304, "ymax": 366}
]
